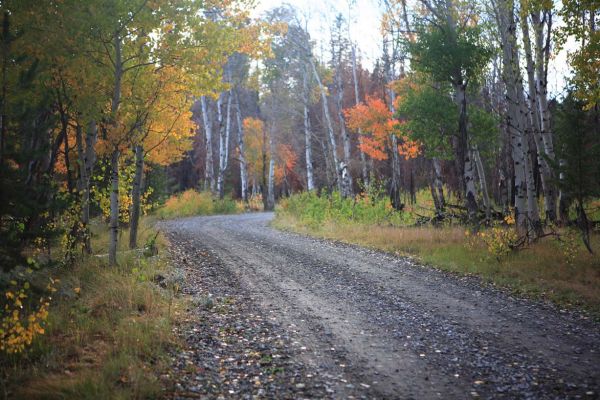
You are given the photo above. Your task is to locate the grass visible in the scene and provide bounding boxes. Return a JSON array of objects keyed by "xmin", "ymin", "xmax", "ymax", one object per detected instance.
[
  {"xmin": 0, "ymin": 217, "xmax": 186, "ymax": 399},
  {"xmin": 155, "ymin": 189, "xmax": 247, "ymax": 219},
  {"xmin": 274, "ymin": 193, "xmax": 600, "ymax": 316}
]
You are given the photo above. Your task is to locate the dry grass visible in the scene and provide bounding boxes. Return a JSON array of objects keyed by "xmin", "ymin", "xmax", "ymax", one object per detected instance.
[
  {"xmin": 274, "ymin": 214, "xmax": 600, "ymax": 315},
  {"xmin": 156, "ymin": 189, "xmax": 245, "ymax": 219},
  {"xmin": 1, "ymin": 217, "xmax": 186, "ymax": 399}
]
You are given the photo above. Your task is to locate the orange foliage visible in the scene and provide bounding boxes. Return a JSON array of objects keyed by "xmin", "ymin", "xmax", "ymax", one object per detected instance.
[
  {"xmin": 274, "ymin": 144, "xmax": 298, "ymax": 185},
  {"xmin": 344, "ymin": 95, "xmax": 420, "ymax": 161}
]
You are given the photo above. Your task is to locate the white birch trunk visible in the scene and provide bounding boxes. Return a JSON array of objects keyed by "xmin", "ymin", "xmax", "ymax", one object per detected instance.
[
  {"xmin": 108, "ymin": 33, "xmax": 122, "ymax": 265},
  {"xmin": 309, "ymin": 57, "xmax": 341, "ymax": 191},
  {"xmin": 386, "ymin": 75, "xmax": 402, "ymax": 210},
  {"xmin": 518, "ymin": 90, "xmax": 542, "ymax": 233},
  {"xmin": 497, "ymin": 0, "xmax": 528, "ymax": 230},
  {"xmin": 217, "ymin": 92, "xmax": 232, "ymax": 199},
  {"xmin": 521, "ymin": 5, "xmax": 557, "ymax": 222},
  {"xmin": 234, "ymin": 91, "xmax": 248, "ymax": 201},
  {"xmin": 351, "ymin": 45, "xmax": 369, "ymax": 187},
  {"xmin": 455, "ymin": 84, "xmax": 479, "ymax": 220},
  {"xmin": 302, "ymin": 66, "xmax": 315, "ymax": 191},
  {"xmin": 532, "ymin": 10, "xmax": 557, "ymax": 221},
  {"xmin": 200, "ymin": 96, "xmax": 215, "ymax": 192},
  {"xmin": 334, "ymin": 54, "xmax": 353, "ymax": 197},
  {"xmin": 472, "ymin": 146, "xmax": 491, "ymax": 220},
  {"xmin": 266, "ymin": 127, "xmax": 275, "ymax": 210}
]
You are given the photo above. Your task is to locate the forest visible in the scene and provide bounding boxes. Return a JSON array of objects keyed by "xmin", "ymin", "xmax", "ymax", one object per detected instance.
[{"xmin": 0, "ymin": 0, "xmax": 599, "ymax": 398}]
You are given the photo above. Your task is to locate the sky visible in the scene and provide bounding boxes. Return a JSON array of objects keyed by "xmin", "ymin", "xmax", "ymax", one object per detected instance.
[
  {"xmin": 251, "ymin": 0, "xmax": 574, "ymax": 96},
  {"xmin": 252, "ymin": 0, "xmax": 384, "ymax": 67}
]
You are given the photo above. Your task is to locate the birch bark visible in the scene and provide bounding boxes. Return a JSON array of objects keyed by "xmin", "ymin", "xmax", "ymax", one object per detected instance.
[
  {"xmin": 351, "ymin": 45, "xmax": 369, "ymax": 187},
  {"xmin": 200, "ymin": 96, "xmax": 215, "ymax": 192},
  {"xmin": 302, "ymin": 65, "xmax": 315, "ymax": 191},
  {"xmin": 234, "ymin": 91, "xmax": 248, "ymax": 201},
  {"xmin": 217, "ymin": 92, "xmax": 232, "ymax": 199},
  {"xmin": 309, "ymin": 57, "xmax": 341, "ymax": 192},
  {"xmin": 108, "ymin": 32, "xmax": 122, "ymax": 265},
  {"xmin": 497, "ymin": 0, "xmax": 528, "ymax": 231}
]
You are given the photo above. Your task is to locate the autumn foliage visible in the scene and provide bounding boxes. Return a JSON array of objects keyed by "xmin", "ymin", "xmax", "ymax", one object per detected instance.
[{"xmin": 344, "ymin": 95, "xmax": 420, "ymax": 161}]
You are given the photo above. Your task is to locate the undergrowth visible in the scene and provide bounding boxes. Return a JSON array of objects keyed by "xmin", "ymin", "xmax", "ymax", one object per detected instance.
[
  {"xmin": 156, "ymin": 189, "xmax": 247, "ymax": 219},
  {"xmin": 0, "ymin": 217, "xmax": 185, "ymax": 399}
]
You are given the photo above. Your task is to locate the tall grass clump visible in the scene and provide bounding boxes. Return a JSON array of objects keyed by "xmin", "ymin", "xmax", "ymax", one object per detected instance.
[{"xmin": 156, "ymin": 189, "xmax": 244, "ymax": 219}]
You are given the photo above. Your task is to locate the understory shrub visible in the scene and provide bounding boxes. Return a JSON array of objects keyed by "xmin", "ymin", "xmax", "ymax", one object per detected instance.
[
  {"xmin": 156, "ymin": 190, "xmax": 244, "ymax": 219},
  {"xmin": 278, "ymin": 191, "xmax": 415, "ymax": 228}
]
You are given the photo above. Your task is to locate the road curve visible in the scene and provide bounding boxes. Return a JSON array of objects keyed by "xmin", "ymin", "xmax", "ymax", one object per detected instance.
[{"xmin": 162, "ymin": 212, "xmax": 599, "ymax": 399}]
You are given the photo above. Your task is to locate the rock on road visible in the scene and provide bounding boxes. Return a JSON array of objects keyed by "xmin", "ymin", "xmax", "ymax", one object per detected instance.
[{"xmin": 162, "ymin": 212, "xmax": 600, "ymax": 399}]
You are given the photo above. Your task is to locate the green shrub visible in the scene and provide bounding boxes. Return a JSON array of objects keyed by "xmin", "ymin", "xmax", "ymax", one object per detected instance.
[{"xmin": 277, "ymin": 190, "xmax": 416, "ymax": 228}]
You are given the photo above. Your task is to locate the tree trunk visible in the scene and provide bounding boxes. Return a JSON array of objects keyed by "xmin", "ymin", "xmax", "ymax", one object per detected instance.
[
  {"xmin": 309, "ymin": 57, "xmax": 341, "ymax": 191},
  {"xmin": 558, "ymin": 158, "xmax": 570, "ymax": 224},
  {"xmin": 108, "ymin": 31, "xmax": 123, "ymax": 266},
  {"xmin": 576, "ymin": 201, "xmax": 593, "ymax": 253},
  {"xmin": 217, "ymin": 92, "xmax": 231, "ymax": 199},
  {"xmin": 334, "ymin": 54, "xmax": 353, "ymax": 197},
  {"xmin": 200, "ymin": 96, "xmax": 215, "ymax": 192},
  {"xmin": 302, "ymin": 67, "xmax": 315, "ymax": 191},
  {"xmin": 432, "ymin": 157, "xmax": 445, "ymax": 209},
  {"xmin": 385, "ymin": 73, "xmax": 402, "ymax": 210},
  {"xmin": 0, "ymin": 12, "xmax": 10, "ymax": 165},
  {"xmin": 234, "ymin": 91, "xmax": 248, "ymax": 201},
  {"xmin": 497, "ymin": 0, "xmax": 528, "ymax": 231},
  {"xmin": 472, "ymin": 146, "xmax": 491, "ymax": 221},
  {"xmin": 351, "ymin": 45, "xmax": 369, "ymax": 188},
  {"xmin": 262, "ymin": 128, "xmax": 268, "ymax": 209},
  {"xmin": 83, "ymin": 121, "xmax": 97, "ymax": 252},
  {"xmin": 520, "ymin": 98, "xmax": 542, "ymax": 235},
  {"xmin": 129, "ymin": 144, "xmax": 143, "ymax": 249},
  {"xmin": 520, "ymin": 5, "xmax": 557, "ymax": 222},
  {"xmin": 454, "ymin": 83, "xmax": 479, "ymax": 222},
  {"xmin": 266, "ymin": 127, "xmax": 275, "ymax": 211},
  {"xmin": 108, "ymin": 150, "xmax": 120, "ymax": 265},
  {"xmin": 76, "ymin": 121, "xmax": 97, "ymax": 254}
]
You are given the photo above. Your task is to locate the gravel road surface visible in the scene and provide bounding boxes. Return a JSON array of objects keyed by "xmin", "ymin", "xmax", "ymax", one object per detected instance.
[{"xmin": 161, "ymin": 212, "xmax": 599, "ymax": 399}]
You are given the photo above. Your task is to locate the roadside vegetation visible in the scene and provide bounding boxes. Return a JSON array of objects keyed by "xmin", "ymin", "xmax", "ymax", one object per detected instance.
[
  {"xmin": 156, "ymin": 190, "xmax": 264, "ymax": 219},
  {"xmin": 275, "ymin": 191, "xmax": 600, "ymax": 315},
  {"xmin": 0, "ymin": 218, "xmax": 186, "ymax": 399}
]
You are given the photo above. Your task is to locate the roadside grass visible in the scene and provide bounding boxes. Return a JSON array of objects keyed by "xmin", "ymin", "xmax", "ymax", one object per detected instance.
[
  {"xmin": 156, "ymin": 189, "xmax": 248, "ymax": 219},
  {"xmin": 274, "ymin": 195, "xmax": 600, "ymax": 316},
  {"xmin": 0, "ymin": 217, "xmax": 185, "ymax": 399}
]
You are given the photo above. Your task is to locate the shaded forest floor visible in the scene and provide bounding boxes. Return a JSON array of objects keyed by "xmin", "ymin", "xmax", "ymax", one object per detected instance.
[{"xmin": 273, "ymin": 211, "xmax": 600, "ymax": 317}]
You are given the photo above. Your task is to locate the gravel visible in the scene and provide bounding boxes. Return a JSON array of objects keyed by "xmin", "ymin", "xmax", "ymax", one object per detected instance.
[{"xmin": 161, "ymin": 212, "xmax": 600, "ymax": 399}]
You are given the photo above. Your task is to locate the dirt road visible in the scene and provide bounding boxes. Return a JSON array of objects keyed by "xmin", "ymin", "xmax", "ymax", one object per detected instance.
[{"xmin": 162, "ymin": 213, "xmax": 599, "ymax": 399}]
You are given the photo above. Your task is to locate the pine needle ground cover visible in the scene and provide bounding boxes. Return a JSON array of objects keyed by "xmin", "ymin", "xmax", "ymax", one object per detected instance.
[{"xmin": 274, "ymin": 192, "xmax": 600, "ymax": 316}]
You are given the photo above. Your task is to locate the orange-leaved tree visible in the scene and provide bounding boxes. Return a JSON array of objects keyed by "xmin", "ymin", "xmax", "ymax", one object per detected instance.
[
  {"xmin": 344, "ymin": 95, "xmax": 420, "ymax": 161},
  {"xmin": 274, "ymin": 143, "xmax": 298, "ymax": 195}
]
